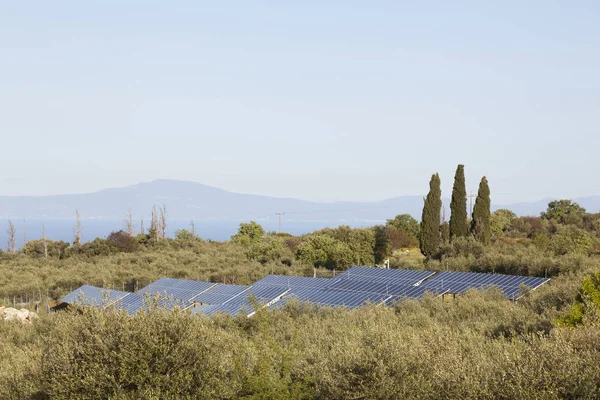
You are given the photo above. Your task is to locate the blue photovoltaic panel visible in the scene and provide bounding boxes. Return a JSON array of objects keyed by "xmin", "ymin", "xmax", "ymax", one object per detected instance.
[
  {"xmin": 190, "ymin": 304, "xmax": 220, "ymax": 316},
  {"xmin": 252, "ymin": 275, "xmax": 333, "ymax": 289},
  {"xmin": 192, "ymin": 285, "xmax": 289, "ymax": 317},
  {"xmin": 137, "ymin": 286, "xmax": 201, "ymax": 301},
  {"xmin": 326, "ymin": 279, "xmax": 446, "ymax": 300},
  {"xmin": 385, "ymin": 288, "xmax": 450, "ymax": 306},
  {"xmin": 138, "ymin": 278, "xmax": 182, "ymax": 288},
  {"xmin": 164, "ymin": 279, "xmax": 216, "ymax": 292},
  {"xmin": 338, "ymin": 266, "xmax": 435, "ymax": 286},
  {"xmin": 61, "ymin": 285, "xmax": 130, "ymax": 308},
  {"xmin": 228, "ymin": 285, "xmax": 289, "ymax": 305},
  {"xmin": 191, "ymin": 302, "xmax": 255, "ymax": 317},
  {"xmin": 191, "ymin": 284, "xmax": 248, "ymax": 305},
  {"xmin": 419, "ymin": 271, "xmax": 550, "ymax": 299},
  {"xmin": 137, "ymin": 279, "xmax": 216, "ymax": 301},
  {"xmin": 137, "ymin": 278, "xmax": 216, "ymax": 293},
  {"xmin": 271, "ymin": 287, "xmax": 390, "ymax": 309},
  {"xmin": 113, "ymin": 293, "xmax": 194, "ymax": 315}
]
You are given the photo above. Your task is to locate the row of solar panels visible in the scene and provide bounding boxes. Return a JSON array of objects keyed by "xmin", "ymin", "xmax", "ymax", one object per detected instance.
[
  {"xmin": 60, "ymin": 280, "xmax": 249, "ymax": 315},
  {"xmin": 60, "ymin": 266, "xmax": 551, "ymax": 316}
]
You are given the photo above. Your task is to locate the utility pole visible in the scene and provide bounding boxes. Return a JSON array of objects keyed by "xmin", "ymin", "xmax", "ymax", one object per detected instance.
[
  {"xmin": 468, "ymin": 191, "xmax": 476, "ymax": 218},
  {"xmin": 275, "ymin": 213, "xmax": 285, "ymax": 234}
]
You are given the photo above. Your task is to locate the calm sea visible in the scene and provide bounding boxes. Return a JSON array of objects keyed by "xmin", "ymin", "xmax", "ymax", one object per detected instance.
[{"xmin": 0, "ymin": 219, "xmax": 381, "ymax": 250}]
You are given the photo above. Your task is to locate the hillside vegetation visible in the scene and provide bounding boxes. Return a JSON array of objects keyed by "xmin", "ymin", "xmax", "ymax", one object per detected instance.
[
  {"xmin": 1, "ymin": 199, "xmax": 598, "ymax": 302},
  {"xmin": 1, "ymin": 190, "xmax": 600, "ymax": 398},
  {"xmin": 1, "ymin": 290, "xmax": 599, "ymax": 399}
]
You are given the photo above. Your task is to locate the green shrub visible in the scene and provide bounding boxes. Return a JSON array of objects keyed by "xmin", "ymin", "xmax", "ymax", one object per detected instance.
[
  {"xmin": 2, "ymin": 291, "xmax": 600, "ymax": 399},
  {"xmin": 558, "ymin": 272, "xmax": 600, "ymax": 327}
]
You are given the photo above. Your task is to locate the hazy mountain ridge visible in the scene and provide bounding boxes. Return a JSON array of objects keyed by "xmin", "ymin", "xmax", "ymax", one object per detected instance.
[{"xmin": 0, "ymin": 179, "xmax": 598, "ymax": 221}]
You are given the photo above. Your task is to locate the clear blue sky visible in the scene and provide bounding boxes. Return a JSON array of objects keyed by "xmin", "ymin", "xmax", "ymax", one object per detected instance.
[{"xmin": 1, "ymin": 1, "xmax": 598, "ymax": 203}]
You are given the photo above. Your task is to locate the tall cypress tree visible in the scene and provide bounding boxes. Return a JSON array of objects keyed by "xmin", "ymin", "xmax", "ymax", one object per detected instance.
[
  {"xmin": 420, "ymin": 173, "xmax": 442, "ymax": 257},
  {"xmin": 449, "ymin": 164, "xmax": 468, "ymax": 240},
  {"xmin": 471, "ymin": 176, "xmax": 491, "ymax": 245}
]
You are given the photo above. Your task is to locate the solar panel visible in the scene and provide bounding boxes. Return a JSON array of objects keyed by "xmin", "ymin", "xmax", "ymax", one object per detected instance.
[
  {"xmin": 190, "ymin": 304, "xmax": 220, "ymax": 316},
  {"xmin": 60, "ymin": 285, "xmax": 130, "ymax": 308},
  {"xmin": 137, "ymin": 279, "xmax": 217, "ymax": 301},
  {"xmin": 227, "ymin": 285, "xmax": 289, "ymax": 305},
  {"xmin": 138, "ymin": 278, "xmax": 182, "ymax": 288},
  {"xmin": 326, "ymin": 279, "xmax": 446, "ymax": 299},
  {"xmin": 192, "ymin": 285, "xmax": 289, "ymax": 317},
  {"xmin": 338, "ymin": 266, "xmax": 435, "ymax": 286},
  {"xmin": 271, "ymin": 287, "xmax": 391, "ymax": 310},
  {"xmin": 385, "ymin": 289, "xmax": 450, "ymax": 306},
  {"xmin": 191, "ymin": 284, "xmax": 248, "ymax": 305},
  {"xmin": 252, "ymin": 275, "xmax": 333, "ymax": 289},
  {"xmin": 113, "ymin": 293, "xmax": 194, "ymax": 315},
  {"xmin": 419, "ymin": 271, "xmax": 550, "ymax": 299},
  {"xmin": 65, "ymin": 268, "xmax": 551, "ymax": 318},
  {"xmin": 191, "ymin": 302, "xmax": 255, "ymax": 317}
]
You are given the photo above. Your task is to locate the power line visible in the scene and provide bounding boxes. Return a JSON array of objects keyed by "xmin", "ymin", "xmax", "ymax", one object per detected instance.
[
  {"xmin": 468, "ymin": 191, "xmax": 476, "ymax": 217},
  {"xmin": 275, "ymin": 213, "xmax": 285, "ymax": 233},
  {"xmin": 201, "ymin": 203, "xmax": 397, "ymax": 222}
]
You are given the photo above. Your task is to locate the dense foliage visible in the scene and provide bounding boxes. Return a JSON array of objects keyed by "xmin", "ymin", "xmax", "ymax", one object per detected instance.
[
  {"xmin": 1, "ymin": 187, "xmax": 600, "ymax": 398},
  {"xmin": 1, "ymin": 289, "xmax": 599, "ymax": 399},
  {"xmin": 1, "ymin": 197, "xmax": 600, "ymax": 302},
  {"xmin": 558, "ymin": 272, "xmax": 600, "ymax": 327},
  {"xmin": 385, "ymin": 214, "xmax": 420, "ymax": 249},
  {"xmin": 231, "ymin": 221, "xmax": 266, "ymax": 245}
]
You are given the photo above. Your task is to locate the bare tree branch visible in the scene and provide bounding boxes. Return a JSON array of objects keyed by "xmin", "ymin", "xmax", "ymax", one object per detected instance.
[
  {"xmin": 160, "ymin": 204, "xmax": 167, "ymax": 239},
  {"xmin": 7, "ymin": 220, "xmax": 16, "ymax": 253},
  {"xmin": 74, "ymin": 209, "xmax": 82, "ymax": 245},
  {"xmin": 150, "ymin": 206, "xmax": 159, "ymax": 241},
  {"xmin": 125, "ymin": 209, "xmax": 135, "ymax": 236}
]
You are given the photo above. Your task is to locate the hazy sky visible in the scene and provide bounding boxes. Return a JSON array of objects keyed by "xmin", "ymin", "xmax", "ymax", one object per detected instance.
[{"xmin": 1, "ymin": 1, "xmax": 598, "ymax": 203}]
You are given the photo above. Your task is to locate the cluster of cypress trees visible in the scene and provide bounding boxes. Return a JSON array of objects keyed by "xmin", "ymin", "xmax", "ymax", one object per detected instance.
[{"xmin": 419, "ymin": 165, "xmax": 491, "ymax": 258}]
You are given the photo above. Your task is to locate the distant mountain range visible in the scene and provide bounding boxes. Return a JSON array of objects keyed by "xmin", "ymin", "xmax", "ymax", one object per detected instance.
[{"xmin": 0, "ymin": 179, "xmax": 599, "ymax": 222}]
